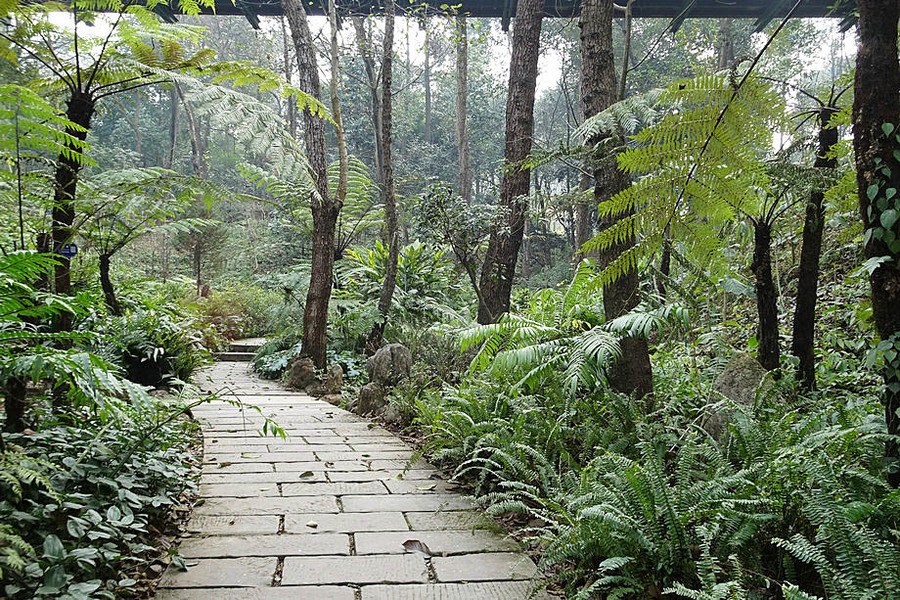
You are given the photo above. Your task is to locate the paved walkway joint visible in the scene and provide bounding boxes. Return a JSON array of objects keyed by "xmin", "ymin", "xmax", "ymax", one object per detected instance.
[{"xmin": 156, "ymin": 361, "xmax": 546, "ymax": 599}]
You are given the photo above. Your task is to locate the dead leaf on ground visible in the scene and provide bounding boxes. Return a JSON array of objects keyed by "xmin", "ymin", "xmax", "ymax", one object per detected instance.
[{"xmin": 402, "ymin": 539, "xmax": 433, "ymax": 556}]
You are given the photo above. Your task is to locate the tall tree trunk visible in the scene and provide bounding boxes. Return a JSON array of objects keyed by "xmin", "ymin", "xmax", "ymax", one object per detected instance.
[
  {"xmin": 455, "ymin": 15, "xmax": 472, "ymax": 204},
  {"xmin": 283, "ymin": 0, "xmax": 339, "ymax": 369},
  {"xmin": 174, "ymin": 81, "xmax": 207, "ymax": 178},
  {"xmin": 99, "ymin": 253, "xmax": 122, "ymax": 316},
  {"xmin": 3, "ymin": 377, "xmax": 25, "ymax": 433},
  {"xmin": 573, "ymin": 172, "xmax": 592, "ymax": 259},
  {"xmin": 352, "ymin": 16, "xmax": 384, "ymax": 183},
  {"xmin": 477, "ymin": 0, "xmax": 543, "ymax": 324},
  {"xmin": 424, "ymin": 18, "xmax": 433, "ymax": 146},
  {"xmin": 580, "ymin": 0, "xmax": 652, "ymax": 399},
  {"xmin": 853, "ymin": 0, "xmax": 900, "ymax": 486},
  {"xmin": 752, "ymin": 219, "xmax": 780, "ymax": 372},
  {"xmin": 133, "ymin": 92, "xmax": 142, "ymax": 161},
  {"xmin": 366, "ymin": 0, "xmax": 398, "ymax": 352},
  {"xmin": 281, "ymin": 15, "xmax": 297, "ymax": 138},
  {"xmin": 52, "ymin": 89, "xmax": 95, "ymax": 334},
  {"xmin": 791, "ymin": 106, "xmax": 838, "ymax": 390},
  {"xmin": 167, "ymin": 87, "xmax": 178, "ymax": 169},
  {"xmin": 716, "ymin": 18, "xmax": 734, "ymax": 70}
]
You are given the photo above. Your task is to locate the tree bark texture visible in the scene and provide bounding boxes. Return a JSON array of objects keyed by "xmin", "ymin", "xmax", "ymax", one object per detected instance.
[
  {"xmin": 352, "ymin": 17, "xmax": 384, "ymax": 184},
  {"xmin": 455, "ymin": 16, "xmax": 472, "ymax": 204},
  {"xmin": 580, "ymin": 0, "xmax": 652, "ymax": 399},
  {"xmin": 367, "ymin": 0, "xmax": 399, "ymax": 352},
  {"xmin": 281, "ymin": 15, "xmax": 297, "ymax": 138},
  {"xmin": 282, "ymin": 0, "xmax": 339, "ymax": 369},
  {"xmin": 477, "ymin": 0, "xmax": 543, "ymax": 324},
  {"xmin": 99, "ymin": 253, "xmax": 122, "ymax": 316},
  {"xmin": 752, "ymin": 220, "xmax": 780, "ymax": 372},
  {"xmin": 853, "ymin": 0, "xmax": 900, "ymax": 486},
  {"xmin": 716, "ymin": 18, "xmax": 734, "ymax": 70},
  {"xmin": 3, "ymin": 376, "xmax": 26, "ymax": 433},
  {"xmin": 53, "ymin": 89, "xmax": 94, "ymax": 334},
  {"xmin": 791, "ymin": 107, "xmax": 838, "ymax": 390},
  {"xmin": 424, "ymin": 18, "xmax": 433, "ymax": 146}
]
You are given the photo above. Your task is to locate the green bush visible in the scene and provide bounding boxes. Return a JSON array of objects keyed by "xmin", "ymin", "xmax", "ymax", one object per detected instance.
[
  {"xmin": 87, "ymin": 307, "xmax": 211, "ymax": 387},
  {"xmin": 0, "ymin": 404, "xmax": 198, "ymax": 599}
]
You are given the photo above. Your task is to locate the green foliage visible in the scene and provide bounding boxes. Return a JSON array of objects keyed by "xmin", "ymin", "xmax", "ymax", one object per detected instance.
[
  {"xmin": 86, "ymin": 304, "xmax": 211, "ymax": 386},
  {"xmin": 458, "ymin": 261, "xmax": 688, "ymax": 393},
  {"xmin": 0, "ymin": 410, "xmax": 198, "ymax": 599},
  {"xmin": 583, "ymin": 74, "xmax": 786, "ymax": 287}
]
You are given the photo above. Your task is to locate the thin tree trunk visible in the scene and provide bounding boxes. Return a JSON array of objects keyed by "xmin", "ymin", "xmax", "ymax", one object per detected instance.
[
  {"xmin": 716, "ymin": 18, "xmax": 735, "ymax": 70},
  {"xmin": 167, "ymin": 87, "xmax": 178, "ymax": 169},
  {"xmin": 99, "ymin": 253, "xmax": 122, "ymax": 316},
  {"xmin": 3, "ymin": 377, "xmax": 25, "ymax": 433},
  {"xmin": 580, "ymin": 0, "xmax": 652, "ymax": 400},
  {"xmin": 574, "ymin": 171, "xmax": 592, "ymax": 259},
  {"xmin": 281, "ymin": 15, "xmax": 297, "ymax": 138},
  {"xmin": 174, "ymin": 81, "xmax": 206, "ymax": 178},
  {"xmin": 352, "ymin": 16, "xmax": 384, "ymax": 183},
  {"xmin": 752, "ymin": 220, "xmax": 780, "ymax": 372},
  {"xmin": 194, "ymin": 241, "xmax": 202, "ymax": 295},
  {"xmin": 424, "ymin": 18, "xmax": 433, "ymax": 146},
  {"xmin": 455, "ymin": 15, "xmax": 472, "ymax": 204},
  {"xmin": 477, "ymin": 0, "xmax": 543, "ymax": 324},
  {"xmin": 133, "ymin": 92, "xmax": 142, "ymax": 160},
  {"xmin": 282, "ymin": 0, "xmax": 339, "ymax": 370},
  {"xmin": 52, "ymin": 89, "xmax": 95, "ymax": 334},
  {"xmin": 366, "ymin": 0, "xmax": 398, "ymax": 352},
  {"xmin": 791, "ymin": 106, "xmax": 838, "ymax": 390},
  {"xmin": 617, "ymin": 0, "xmax": 633, "ymax": 101},
  {"xmin": 853, "ymin": 0, "xmax": 900, "ymax": 486}
]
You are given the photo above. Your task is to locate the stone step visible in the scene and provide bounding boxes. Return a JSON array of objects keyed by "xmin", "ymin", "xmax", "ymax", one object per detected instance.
[
  {"xmin": 216, "ymin": 351, "xmax": 255, "ymax": 362},
  {"xmin": 230, "ymin": 343, "xmax": 263, "ymax": 353}
]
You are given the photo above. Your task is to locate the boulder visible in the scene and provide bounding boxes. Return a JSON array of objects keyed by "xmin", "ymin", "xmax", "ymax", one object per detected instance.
[
  {"xmin": 321, "ymin": 394, "xmax": 343, "ymax": 407},
  {"xmin": 303, "ymin": 363, "xmax": 343, "ymax": 397},
  {"xmin": 286, "ymin": 357, "xmax": 317, "ymax": 390},
  {"xmin": 366, "ymin": 344, "xmax": 412, "ymax": 387},
  {"xmin": 358, "ymin": 382, "xmax": 387, "ymax": 415},
  {"xmin": 323, "ymin": 364, "xmax": 343, "ymax": 394},
  {"xmin": 382, "ymin": 404, "xmax": 402, "ymax": 425},
  {"xmin": 702, "ymin": 352, "xmax": 772, "ymax": 440}
]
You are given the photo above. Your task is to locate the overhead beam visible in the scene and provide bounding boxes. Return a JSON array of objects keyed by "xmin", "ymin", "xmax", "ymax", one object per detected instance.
[{"xmin": 205, "ymin": 0, "xmax": 850, "ymax": 19}]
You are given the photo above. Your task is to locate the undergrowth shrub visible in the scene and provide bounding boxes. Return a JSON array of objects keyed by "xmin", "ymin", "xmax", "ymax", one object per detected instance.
[
  {"xmin": 87, "ymin": 306, "xmax": 211, "ymax": 387},
  {"xmin": 0, "ymin": 401, "xmax": 199, "ymax": 599}
]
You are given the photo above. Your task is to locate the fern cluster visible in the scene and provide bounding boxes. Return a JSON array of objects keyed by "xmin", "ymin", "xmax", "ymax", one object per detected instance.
[{"xmin": 582, "ymin": 74, "xmax": 786, "ymax": 288}]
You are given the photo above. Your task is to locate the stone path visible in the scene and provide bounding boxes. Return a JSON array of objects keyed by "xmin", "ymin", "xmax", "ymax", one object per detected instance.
[{"xmin": 155, "ymin": 361, "xmax": 546, "ymax": 600}]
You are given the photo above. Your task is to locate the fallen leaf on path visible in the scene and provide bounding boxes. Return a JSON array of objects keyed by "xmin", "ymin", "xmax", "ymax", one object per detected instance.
[{"xmin": 402, "ymin": 539, "xmax": 433, "ymax": 556}]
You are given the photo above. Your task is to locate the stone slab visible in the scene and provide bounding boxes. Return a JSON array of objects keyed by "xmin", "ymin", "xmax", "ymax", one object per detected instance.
[
  {"xmin": 200, "ymin": 483, "xmax": 280, "ymax": 497},
  {"xmin": 361, "ymin": 582, "xmax": 550, "ymax": 599},
  {"xmin": 354, "ymin": 530, "xmax": 520, "ymax": 556},
  {"xmin": 155, "ymin": 587, "xmax": 355, "ymax": 600},
  {"xmin": 178, "ymin": 534, "xmax": 349, "ymax": 558},
  {"xmin": 325, "ymin": 470, "xmax": 432, "ymax": 482},
  {"xmin": 157, "ymin": 557, "xmax": 274, "ymax": 588},
  {"xmin": 193, "ymin": 496, "xmax": 338, "ymax": 516},
  {"xmin": 405, "ymin": 512, "xmax": 499, "ymax": 532},
  {"xmin": 341, "ymin": 494, "xmax": 473, "ymax": 513},
  {"xmin": 432, "ymin": 553, "xmax": 538, "ymax": 582},
  {"xmin": 281, "ymin": 555, "xmax": 428, "ymax": 585},
  {"xmin": 280, "ymin": 481, "xmax": 386, "ymax": 496},
  {"xmin": 283, "ymin": 512, "xmax": 410, "ymax": 533},
  {"xmin": 186, "ymin": 516, "xmax": 280, "ymax": 535}
]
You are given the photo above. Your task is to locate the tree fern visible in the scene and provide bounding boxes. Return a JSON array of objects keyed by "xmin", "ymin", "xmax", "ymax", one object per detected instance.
[{"xmin": 582, "ymin": 73, "xmax": 786, "ymax": 288}]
